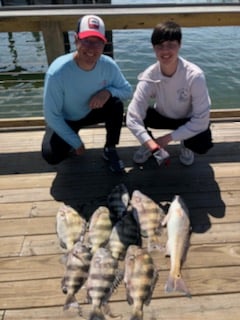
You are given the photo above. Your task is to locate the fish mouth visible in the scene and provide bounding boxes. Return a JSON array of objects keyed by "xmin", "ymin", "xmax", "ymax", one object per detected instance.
[{"xmin": 62, "ymin": 286, "xmax": 68, "ymax": 294}]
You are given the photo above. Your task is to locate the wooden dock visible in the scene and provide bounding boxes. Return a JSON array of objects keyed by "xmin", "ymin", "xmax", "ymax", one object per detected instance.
[{"xmin": 1, "ymin": 121, "xmax": 240, "ymax": 320}]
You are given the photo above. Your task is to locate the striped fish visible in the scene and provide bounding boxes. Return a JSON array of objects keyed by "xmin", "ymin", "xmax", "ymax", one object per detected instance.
[
  {"xmin": 61, "ymin": 241, "xmax": 92, "ymax": 313},
  {"xmin": 130, "ymin": 190, "xmax": 164, "ymax": 252},
  {"xmin": 108, "ymin": 211, "xmax": 141, "ymax": 260},
  {"xmin": 124, "ymin": 245, "xmax": 158, "ymax": 320},
  {"xmin": 56, "ymin": 204, "xmax": 87, "ymax": 250},
  {"xmin": 87, "ymin": 206, "xmax": 113, "ymax": 254},
  {"xmin": 87, "ymin": 247, "xmax": 123, "ymax": 320},
  {"xmin": 107, "ymin": 183, "xmax": 130, "ymax": 224}
]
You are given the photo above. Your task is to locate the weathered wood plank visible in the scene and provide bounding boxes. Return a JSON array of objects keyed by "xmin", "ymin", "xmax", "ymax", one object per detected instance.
[
  {"xmin": 0, "ymin": 219, "xmax": 239, "ymax": 255},
  {"xmin": 41, "ymin": 21, "xmax": 65, "ymax": 65},
  {"xmin": 0, "ymin": 217, "xmax": 56, "ymax": 237},
  {"xmin": 0, "ymin": 201, "xmax": 237, "ymax": 226},
  {"xmin": 0, "ymin": 119, "xmax": 240, "ymax": 318},
  {"xmin": 4, "ymin": 215, "xmax": 240, "ymax": 258},
  {"xmin": 0, "ymin": 266, "xmax": 240, "ymax": 310},
  {"xmin": 0, "ymin": 5, "xmax": 239, "ymax": 33},
  {"xmin": 0, "ymin": 180, "xmax": 237, "ymax": 210},
  {"xmin": 1, "ymin": 242, "xmax": 240, "ymax": 283},
  {"xmin": 1, "ymin": 108, "xmax": 240, "ymax": 128},
  {"xmin": 1, "ymin": 161, "xmax": 240, "ymax": 190},
  {"xmin": 0, "ymin": 237, "xmax": 24, "ymax": 258},
  {"xmin": 3, "ymin": 293, "xmax": 240, "ymax": 320},
  {"xmin": 1, "ymin": 123, "xmax": 240, "ymax": 154},
  {"xmin": 0, "ymin": 201, "xmax": 61, "ymax": 219}
]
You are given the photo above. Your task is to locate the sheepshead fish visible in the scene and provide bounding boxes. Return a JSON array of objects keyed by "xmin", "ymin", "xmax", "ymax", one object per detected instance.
[
  {"xmin": 130, "ymin": 190, "xmax": 164, "ymax": 252},
  {"xmin": 124, "ymin": 245, "xmax": 158, "ymax": 320},
  {"xmin": 61, "ymin": 241, "xmax": 92, "ymax": 312},
  {"xmin": 87, "ymin": 247, "xmax": 123, "ymax": 320},
  {"xmin": 87, "ymin": 206, "xmax": 113, "ymax": 254},
  {"xmin": 107, "ymin": 183, "xmax": 130, "ymax": 223},
  {"xmin": 161, "ymin": 195, "xmax": 191, "ymax": 297},
  {"xmin": 108, "ymin": 211, "xmax": 141, "ymax": 260},
  {"xmin": 56, "ymin": 204, "xmax": 87, "ymax": 250}
]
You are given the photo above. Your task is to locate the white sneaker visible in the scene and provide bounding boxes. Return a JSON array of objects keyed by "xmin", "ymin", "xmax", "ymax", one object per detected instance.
[
  {"xmin": 179, "ymin": 143, "xmax": 194, "ymax": 166},
  {"xmin": 133, "ymin": 145, "xmax": 152, "ymax": 164}
]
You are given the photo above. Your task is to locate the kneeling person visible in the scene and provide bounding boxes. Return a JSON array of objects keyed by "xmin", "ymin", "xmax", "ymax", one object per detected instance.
[
  {"xmin": 41, "ymin": 15, "xmax": 132, "ymax": 173},
  {"xmin": 126, "ymin": 21, "xmax": 213, "ymax": 167}
]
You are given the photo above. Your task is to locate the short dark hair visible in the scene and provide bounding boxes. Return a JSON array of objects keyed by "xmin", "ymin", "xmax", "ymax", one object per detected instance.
[{"xmin": 151, "ymin": 21, "xmax": 182, "ymax": 46}]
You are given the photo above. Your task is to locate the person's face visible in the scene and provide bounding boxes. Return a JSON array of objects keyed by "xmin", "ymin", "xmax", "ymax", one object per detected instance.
[
  {"xmin": 75, "ymin": 36, "xmax": 105, "ymax": 69},
  {"xmin": 153, "ymin": 40, "xmax": 180, "ymax": 67}
]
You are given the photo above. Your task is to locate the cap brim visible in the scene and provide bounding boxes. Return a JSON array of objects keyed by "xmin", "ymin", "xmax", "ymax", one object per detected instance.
[{"xmin": 78, "ymin": 31, "xmax": 107, "ymax": 43}]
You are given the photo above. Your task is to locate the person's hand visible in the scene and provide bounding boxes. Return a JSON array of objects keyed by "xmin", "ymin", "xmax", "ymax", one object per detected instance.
[
  {"xmin": 89, "ymin": 90, "xmax": 111, "ymax": 109},
  {"xmin": 155, "ymin": 133, "xmax": 172, "ymax": 148},
  {"xmin": 144, "ymin": 139, "xmax": 160, "ymax": 152},
  {"xmin": 75, "ymin": 144, "xmax": 85, "ymax": 156}
]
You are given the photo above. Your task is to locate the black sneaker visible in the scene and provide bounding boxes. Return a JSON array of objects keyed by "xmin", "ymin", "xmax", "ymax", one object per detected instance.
[{"xmin": 103, "ymin": 147, "xmax": 125, "ymax": 173}]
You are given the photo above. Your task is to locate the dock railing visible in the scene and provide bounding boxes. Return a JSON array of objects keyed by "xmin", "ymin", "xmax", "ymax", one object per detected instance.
[{"xmin": 0, "ymin": 3, "xmax": 240, "ymax": 127}]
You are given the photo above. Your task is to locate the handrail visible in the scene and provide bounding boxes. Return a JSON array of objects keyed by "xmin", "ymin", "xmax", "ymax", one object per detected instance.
[{"xmin": 0, "ymin": 4, "xmax": 240, "ymax": 32}]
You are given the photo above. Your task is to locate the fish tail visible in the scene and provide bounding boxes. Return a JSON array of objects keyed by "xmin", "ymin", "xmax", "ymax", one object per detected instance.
[
  {"xmin": 148, "ymin": 235, "xmax": 162, "ymax": 252},
  {"xmin": 165, "ymin": 274, "xmax": 191, "ymax": 297},
  {"xmin": 130, "ymin": 309, "xmax": 143, "ymax": 320},
  {"xmin": 103, "ymin": 303, "xmax": 122, "ymax": 318},
  {"xmin": 63, "ymin": 294, "xmax": 81, "ymax": 313},
  {"xmin": 89, "ymin": 306, "xmax": 106, "ymax": 320},
  {"xmin": 175, "ymin": 277, "xmax": 191, "ymax": 297}
]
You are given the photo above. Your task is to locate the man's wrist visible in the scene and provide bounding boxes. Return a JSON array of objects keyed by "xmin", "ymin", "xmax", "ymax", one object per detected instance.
[{"xmin": 151, "ymin": 146, "xmax": 160, "ymax": 154}]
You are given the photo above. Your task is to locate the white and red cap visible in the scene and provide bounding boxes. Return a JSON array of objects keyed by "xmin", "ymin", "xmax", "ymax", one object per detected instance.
[{"xmin": 77, "ymin": 15, "xmax": 107, "ymax": 43}]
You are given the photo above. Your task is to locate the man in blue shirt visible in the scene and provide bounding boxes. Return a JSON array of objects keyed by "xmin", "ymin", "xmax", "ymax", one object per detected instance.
[{"xmin": 41, "ymin": 15, "xmax": 132, "ymax": 173}]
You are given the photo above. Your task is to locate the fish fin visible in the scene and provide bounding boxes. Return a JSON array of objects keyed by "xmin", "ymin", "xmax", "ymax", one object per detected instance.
[
  {"xmin": 89, "ymin": 306, "xmax": 105, "ymax": 320},
  {"xmin": 175, "ymin": 277, "xmax": 191, "ymax": 298},
  {"xmin": 112, "ymin": 269, "xmax": 124, "ymax": 290},
  {"xmin": 61, "ymin": 277, "xmax": 68, "ymax": 294},
  {"xmin": 165, "ymin": 274, "xmax": 191, "ymax": 298},
  {"xmin": 164, "ymin": 274, "xmax": 175, "ymax": 293},
  {"xmin": 161, "ymin": 213, "xmax": 169, "ymax": 227},
  {"xmin": 59, "ymin": 239, "xmax": 67, "ymax": 249},
  {"xmin": 126, "ymin": 291, "xmax": 134, "ymax": 305},
  {"xmin": 59, "ymin": 253, "xmax": 69, "ymax": 265},
  {"xmin": 103, "ymin": 303, "xmax": 122, "ymax": 318},
  {"xmin": 146, "ymin": 268, "xmax": 159, "ymax": 305},
  {"xmin": 181, "ymin": 237, "xmax": 190, "ymax": 264},
  {"xmin": 148, "ymin": 235, "xmax": 163, "ymax": 252},
  {"xmin": 165, "ymin": 241, "xmax": 170, "ymax": 257},
  {"xmin": 63, "ymin": 294, "xmax": 81, "ymax": 313},
  {"xmin": 130, "ymin": 309, "xmax": 143, "ymax": 320}
]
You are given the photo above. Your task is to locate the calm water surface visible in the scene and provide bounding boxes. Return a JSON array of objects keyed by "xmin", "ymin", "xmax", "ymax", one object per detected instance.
[{"xmin": 0, "ymin": 0, "xmax": 239, "ymax": 117}]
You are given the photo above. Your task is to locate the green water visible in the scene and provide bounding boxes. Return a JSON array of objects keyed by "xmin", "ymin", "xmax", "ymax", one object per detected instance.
[{"xmin": 0, "ymin": 3, "xmax": 239, "ymax": 118}]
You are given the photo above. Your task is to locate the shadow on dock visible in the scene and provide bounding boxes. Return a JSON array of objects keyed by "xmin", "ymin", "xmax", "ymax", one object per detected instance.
[{"xmin": 47, "ymin": 144, "xmax": 226, "ymax": 234}]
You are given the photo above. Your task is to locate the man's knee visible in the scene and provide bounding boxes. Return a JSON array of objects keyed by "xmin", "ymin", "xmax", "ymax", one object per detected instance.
[
  {"xmin": 185, "ymin": 127, "xmax": 213, "ymax": 154},
  {"xmin": 41, "ymin": 146, "xmax": 62, "ymax": 165}
]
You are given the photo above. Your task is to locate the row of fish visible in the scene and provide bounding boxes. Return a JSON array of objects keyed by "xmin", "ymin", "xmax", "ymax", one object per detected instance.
[{"xmin": 56, "ymin": 184, "xmax": 191, "ymax": 319}]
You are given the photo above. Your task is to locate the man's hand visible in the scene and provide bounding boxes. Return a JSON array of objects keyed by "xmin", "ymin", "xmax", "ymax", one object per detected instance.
[
  {"xmin": 75, "ymin": 144, "xmax": 85, "ymax": 156},
  {"xmin": 89, "ymin": 90, "xmax": 111, "ymax": 109},
  {"xmin": 155, "ymin": 133, "xmax": 172, "ymax": 148}
]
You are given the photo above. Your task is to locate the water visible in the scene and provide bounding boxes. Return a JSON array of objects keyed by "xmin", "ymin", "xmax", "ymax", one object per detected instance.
[{"xmin": 0, "ymin": 0, "xmax": 240, "ymax": 118}]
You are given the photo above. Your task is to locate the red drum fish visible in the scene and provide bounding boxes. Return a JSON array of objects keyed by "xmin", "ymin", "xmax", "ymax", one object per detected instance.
[{"xmin": 162, "ymin": 195, "xmax": 191, "ymax": 297}]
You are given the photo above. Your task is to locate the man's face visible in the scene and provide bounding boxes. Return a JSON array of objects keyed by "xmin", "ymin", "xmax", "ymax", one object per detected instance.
[{"xmin": 75, "ymin": 36, "xmax": 105, "ymax": 69}]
